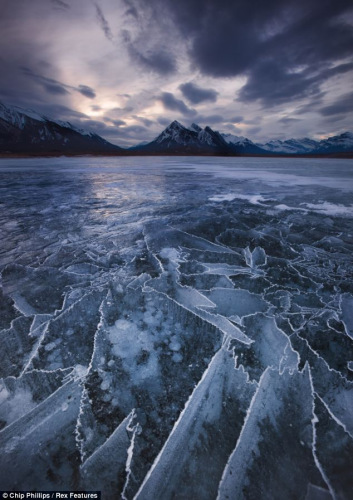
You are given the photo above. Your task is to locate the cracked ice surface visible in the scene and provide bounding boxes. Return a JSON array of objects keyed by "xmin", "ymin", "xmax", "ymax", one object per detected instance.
[{"xmin": 0, "ymin": 156, "xmax": 353, "ymax": 499}]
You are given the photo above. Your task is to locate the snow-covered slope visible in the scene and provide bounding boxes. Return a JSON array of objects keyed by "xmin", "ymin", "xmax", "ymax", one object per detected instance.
[
  {"xmin": 222, "ymin": 133, "xmax": 267, "ymax": 154},
  {"xmin": 257, "ymin": 133, "xmax": 353, "ymax": 155},
  {"xmin": 0, "ymin": 101, "xmax": 123, "ymax": 154},
  {"xmin": 315, "ymin": 132, "xmax": 353, "ymax": 154},
  {"xmin": 133, "ymin": 121, "xmax": 232, "ymax": 154},
  {"xmin": 257, "ymin": 138, "xmax": 320, "ymax": 154}
]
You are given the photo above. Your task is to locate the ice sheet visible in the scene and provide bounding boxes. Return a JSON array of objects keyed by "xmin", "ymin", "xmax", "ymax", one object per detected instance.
[{"xmin": 0, "ymin": 156, "xmax": 352, "ymax": 498}]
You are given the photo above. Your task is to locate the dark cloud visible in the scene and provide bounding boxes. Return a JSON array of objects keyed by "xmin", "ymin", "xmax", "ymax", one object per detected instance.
[
  {"xmin": 226, "ymin": 124, "xmax": 242, "ymax": 134},
  {"xmin": 43, "ymin": 82, "xmax": 70, "ymax": 95},
  {"xmin": 158, "ymin": 92, "xmax": 195, "ymax": 115},
  {"xmin": 21, "ymin": 67, "xmax": 96, "ymax": 100},
  {"xmin": 238, "ymin": 61, "xmax": 353, "ymax": 107},
  {"xmin": 238, "ymin": 61, "xmax": 320, "ymax": 106},
  {"xmin": 48, "ymin": 105, "xmax": 88, "ymax": 119},
  {"xmin": 193, "ymin": 114, "xmax": 224, "ymax": 125},
  {"xmin": 104, "ymin": 117, "xmax": 126, "ymax": 126},
  {"xmin": 132, "ymin": 115, "xmax": 154, "ymax": 127},
  {"xmin": 320, "ymin": 91, "xmax": 353, "ymax": 116},
  {"xmin": 179, "ymin": 82, "xmax": 218, "ymax": 104},
  {"xmin": 107, "ymin": 124, "xmax": 151, "ymax": 147},
  {"xmin": 295, "ymin": 92, "xmax": 327, "ymax": 115},
  {"xmin": 21, "ymin": 66, "xmax": 70, "ymax": 96},
  {"xmin": 78, "ymin": 85, "xmax": 96, "ymax": 99},
  {"xmin": 278, "ymin": 117, "xmax": 302, "ymax": 124},
  {"xmin": 247, "ymin": 126, "xmax": 262, "ymax": 136},
  {"xmin": 31, "ymin": 104, "xmax": 89, "ymax": 121},
  {"xmin": 122, "ymin": 30, "xmax": 176, "ymax": 75},
  {"xmin": 95, "ymin": 3, "xmax": 113, "ymax": 41},
  {"xmin": 230, "ymin": 116, "xmax": 243, "ymax": 123},
  {"xmin": 127, "ymin": 0, "xmax": 353, "ymax": 106},
  {"xmin": 51, "ymin": 0, "xmax": 70, "ymax": 9},
  {"xmin": 157, "ymin": 117, "xmax": 172, "ymax": 126}
]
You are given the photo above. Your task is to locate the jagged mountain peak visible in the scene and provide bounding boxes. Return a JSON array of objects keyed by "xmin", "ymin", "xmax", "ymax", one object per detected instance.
[
  {"xmin": 138, "ymin": 120, "xmax": 230, "ymax": 154},
  {"xmin": 190, "ymin": 123, "xmax": 202, "ymax": 132},
  {"xmin": 168, "ymin": 120, "xmax": 185, "ymax": 130}
]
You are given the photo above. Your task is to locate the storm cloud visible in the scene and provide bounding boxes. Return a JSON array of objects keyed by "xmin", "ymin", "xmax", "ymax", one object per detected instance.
[
  {"xmin": 320, "ymin": 91, "xmax": 353, "ymax": 116},
  {"xmin": 126, "ymin": 0, "xmax": 353, "ymax": 107},
  {"xmin": 51, "ymin": 0, "xmax": 70, "ymax": 9},
  {"xmin": 179, "ymin": 82, "xmax": 218, "ymax": 104},
  {"xmin": 158, "ymin": 92, "xmax": 196, "ymax": 115},
  {"xmin": 21, "ymin": 67, "xmax": 96, "ymax": 100},
  {"xmin": 95, "ymin": 3, "xmax": 113, "ymax": 41},
  {"xmin": 122, "ymin": 30, "xmax": 177, "ymax": 75}
]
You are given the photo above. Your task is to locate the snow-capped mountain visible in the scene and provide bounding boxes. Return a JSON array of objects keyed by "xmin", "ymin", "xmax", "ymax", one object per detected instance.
[
  {"xmin": 257, "ymin": 133, "xmax": 353, "ymax": 155},
  {"xmin": 0, "ymin": 101, "xmax": 123, "ymax": 154},
  {"xmin": 222, "ymin": 133, "xmax": 267, "ymax": 155},
  {"xmin": 257, "ymin": 138, "xmax": 320, "ymax": 155},
  {"xmin": 315, "ymin": 132, "xmax": 353, "ymax": 154},
  {"xmin": 131, "ymin": 120, "xmax": 233, "ymax": 155},
  {"xmin": 126, "ymin": 121, "xmax": 353, "ymax": 156}
]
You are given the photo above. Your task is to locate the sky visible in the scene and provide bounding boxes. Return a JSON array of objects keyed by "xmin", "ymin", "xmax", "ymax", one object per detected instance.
[{"xmin": 0, "ymin": 0, "xmax": 353, "ymax": 147}]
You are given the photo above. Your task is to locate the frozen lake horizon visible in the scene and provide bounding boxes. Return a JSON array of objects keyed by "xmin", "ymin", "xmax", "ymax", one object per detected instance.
[{"xmin": 0, "ymin": 156, "xmax": 353, "ymax": 499}]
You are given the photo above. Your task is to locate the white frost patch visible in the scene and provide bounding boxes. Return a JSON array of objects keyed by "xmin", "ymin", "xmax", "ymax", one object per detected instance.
[
  {"xmin": 108, "ymin": 318, "xmax": 160, "ymax": 383},
  {"xmin": 302, "ymin": 202, "xmax": 353, "ymax": 217},
  {"xmin": 160, "ymin": 247, "xmax": 181, "ymax": 263},
  {"xmin": 275, "ymin": 204, "xmax": 307, "ymax": 212},
  {"xmin": 0, "ymin": 386, "xmax": 37, "ymax": 426},
  {"xmin": 209, "ymin": 193, "xmax": 269, "ymax": 205}
]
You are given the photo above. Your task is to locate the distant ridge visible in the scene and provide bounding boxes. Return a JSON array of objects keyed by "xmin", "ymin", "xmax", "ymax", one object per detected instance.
[
  {"xmin": 131, "ymin": 121, "xmax": 353, "ymax": 157},
  {"xmin": 0, "ymin": 101, "xmax": 352, "ymax": 157},
  {"xmin": 0, "ymin": 102, "xmax": 125, "ymax": 155}
]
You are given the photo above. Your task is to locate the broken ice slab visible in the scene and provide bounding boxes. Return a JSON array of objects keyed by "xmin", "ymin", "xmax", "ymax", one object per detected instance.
[
  {"xmin": 31, "ymin": 289, "xmax": 105, "ymax": 371},
  {"xmin": 0, "ymin": 288, "xmax": 20, "ymax": 330},
  {"xmin": 147, "ymin": 276, "xmax": 252, "ymax": 345},
  {"xmin": 76, "ymin": 284, "xmax": 228, "ymax": 494},
  {"xmin": 243, "ymin": 246, "xmax": 267, "ymax": 268},
  {"xmin": 80, "ymin": 412, "xmax": 133, "ymax": 496},
  {"xmin": 179, "ymin": 248, "xmax": 246, "ymax": 267},
  {"xmin": 296, "ymin": 310, "xmax": 353, "ymax": 379},
  {"xmin": 341, "ymin": 293, "xmax": 353, "ymax": 340},
  {"xmin": 314, "ymin": 396, "xmax": 353, "ymax": 500},
  {"xmin": 217, "ymin": 367, "xmax": 327, "ymax": 500},
  {"xmin": 0, "ymin": 379, "xmax": 82, "ymax": 490},
  {"xmin": 203, "ymin": 287, "xmax": 269, "ymax": 319},
  {"xmin": 231, "ymin": 313, "xmax": 299, "ymax": 381},
  {"xmin": 0, "ymin": 367, "xmax": 73, "ymax": 430},
  {"xmin": 0, "ymin": 316, "xmax": 36, "ymax": 377},
  {"xmin": 1, "ymin": 263, "xmax": 80, "ymax": 314},
  {"xmin": 179, "ymin": 273, "xmax": 234, "ymax": 290},
  {"xmin": 135, "ymin": 347, "xmax": 257, "ymax": 500},
  {"xmin": 291, "ymin": 333, "xmax": 353, "ymax": 436},
  {"xmin": 143, "ymin": 222, "xmax": 236, "ymax": 255},
  {"xmin": 203, "ymin": 262, "xmax": 253, "ymax": 277},
  {"xmin": 305, "ymin": 484, "xmax": 332, "ymax": 500}
]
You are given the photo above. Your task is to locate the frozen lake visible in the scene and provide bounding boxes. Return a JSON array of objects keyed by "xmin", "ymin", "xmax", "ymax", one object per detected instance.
[{"xmin": 1, "ymin": 156, "xmax": 353, "ymax": 499}]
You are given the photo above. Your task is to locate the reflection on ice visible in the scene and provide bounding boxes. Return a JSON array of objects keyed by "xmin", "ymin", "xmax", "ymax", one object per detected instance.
[{"xmin": 0, "ymin": 156, "xmax": 353, "ymax": 498}]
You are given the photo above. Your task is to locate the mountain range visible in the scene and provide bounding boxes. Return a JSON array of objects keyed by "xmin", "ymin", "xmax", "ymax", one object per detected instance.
[{"xmin": 0, "ymin": 101, "xmax": 352, "ymax": 157}]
